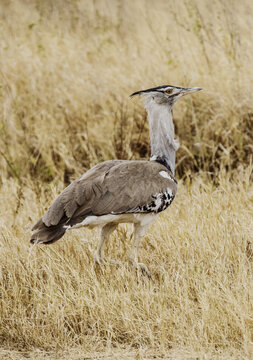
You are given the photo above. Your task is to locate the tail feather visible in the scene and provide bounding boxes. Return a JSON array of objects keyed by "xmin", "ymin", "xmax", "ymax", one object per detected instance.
[
  {"xmin": 31, "ymin": 218, "xmax": 44, "ymax": 231},
  {"xmin": 30, "ymin": 219, "xmax": 66, "ymax": 245}
]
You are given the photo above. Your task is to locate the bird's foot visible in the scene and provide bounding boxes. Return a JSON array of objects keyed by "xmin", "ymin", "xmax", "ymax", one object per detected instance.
[
  {"xmin": 94, "ymin": 252, "xmax": 106, "ymax": 266},
  {"xmin": 129, "ymin": 259, "xmax": 151, "ymax": 279},
  {"xmin": 138, "ymin": 262, "xmax": 151, "ymax": 279}
]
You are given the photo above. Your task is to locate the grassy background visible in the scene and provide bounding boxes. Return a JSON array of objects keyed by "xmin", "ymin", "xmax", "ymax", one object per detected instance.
[{"xmin": 0, "ymin": 0, "xmax": 253, "ymax": 359}]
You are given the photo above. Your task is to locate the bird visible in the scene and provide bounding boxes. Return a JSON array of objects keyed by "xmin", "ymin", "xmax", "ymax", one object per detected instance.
[{"xmin": 31, "ymin": 84, "xmax": 201, "ymax": 277}]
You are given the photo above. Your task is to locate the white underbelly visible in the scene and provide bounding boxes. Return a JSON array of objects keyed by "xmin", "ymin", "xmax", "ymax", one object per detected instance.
[{"xmin": 65, "ymin": 212, "xmax": 158, "ymax": 230}]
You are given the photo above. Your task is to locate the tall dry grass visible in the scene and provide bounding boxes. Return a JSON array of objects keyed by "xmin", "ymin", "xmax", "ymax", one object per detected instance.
[
  {"xmin": 0, "ymin": 0, "xmax": 253, "ymax": 358},
  {"xmin": 0, "ymin": 0, "xmax": 253, "ymax": 184},
  {"xmin": 1, "ymin": 170, "xmax": 253, "ymax": 359}
]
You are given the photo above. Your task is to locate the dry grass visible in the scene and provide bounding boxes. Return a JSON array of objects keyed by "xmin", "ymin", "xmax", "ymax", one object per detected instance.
[
  {"xmin": 1, "ymin": 0, "xmax": 253, "ymax": 183},
  {"xmin": 0, "ymin": 171, "xmax": 253, "ymax": 359},
  {"xmin": 0, "ymin": 0, "xmax": 253, "ymax": 359}
]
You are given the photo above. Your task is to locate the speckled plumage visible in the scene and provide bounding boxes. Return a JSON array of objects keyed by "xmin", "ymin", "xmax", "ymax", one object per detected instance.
[
  {"xmin": 31, "ymin": 160, "xmax": 177, "ymax": 234},
  {"xmin": 30, "ymin": 84, "xmax": 201, "ymax": 277}
]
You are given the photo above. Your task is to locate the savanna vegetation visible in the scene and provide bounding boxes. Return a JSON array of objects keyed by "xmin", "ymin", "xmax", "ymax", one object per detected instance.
[{"xmin": 0, "ymin": 0, "xmax": 252, "ymax": 359}]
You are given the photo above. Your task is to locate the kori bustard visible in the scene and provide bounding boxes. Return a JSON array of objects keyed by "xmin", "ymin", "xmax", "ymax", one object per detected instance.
[{"xmin": 31, "ymin": 85, "xmax": 201, "ymax": 277}]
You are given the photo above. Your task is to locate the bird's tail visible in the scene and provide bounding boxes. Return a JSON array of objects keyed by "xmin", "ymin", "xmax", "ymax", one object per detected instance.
[{"xmin": 30, "ymin": 218, "xmax": 66, "ymax": 245}]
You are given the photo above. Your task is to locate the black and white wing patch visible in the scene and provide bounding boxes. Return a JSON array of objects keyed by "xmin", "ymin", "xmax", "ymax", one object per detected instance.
[{"xmin": 127, "ymin": 187, "xmax": 175, "ymax": 214}]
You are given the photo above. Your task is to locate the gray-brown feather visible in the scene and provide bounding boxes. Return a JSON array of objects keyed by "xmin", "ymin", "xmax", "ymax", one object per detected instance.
[
  {"xmin": 40, "ymin": 160, "xmax": 123, "ymax": 227},
  {"xmin": 92, "ymin": 161, "xmax": 177, "ymax": 214},
  {"xmin": 31, "ymin": 160, "xmax": 177, "ymax": 244}
]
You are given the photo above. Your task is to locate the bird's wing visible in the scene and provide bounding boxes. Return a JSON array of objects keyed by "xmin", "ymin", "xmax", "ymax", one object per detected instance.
[
  {"xmin": 36, "ymin": 160, "xmax": 123, "ymax": 228},
  {"xmin": 34, "ymin": 160, "xmax": 177, "ymax": 229},
  {"xmin": 91, "ymin": 160, "xmax": 177, "ymax": 215}
]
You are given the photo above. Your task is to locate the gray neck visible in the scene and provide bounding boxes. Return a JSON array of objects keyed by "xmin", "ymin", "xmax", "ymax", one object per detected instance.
[{"xmin": 144, "ymin": 97, "xmax": 178, "ymax": 175}]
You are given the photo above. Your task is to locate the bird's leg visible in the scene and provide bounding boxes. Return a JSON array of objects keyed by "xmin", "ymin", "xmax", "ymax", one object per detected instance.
[
  {"xmin": 94, "ymin": 223, "xmax": 117, "ymax": 265},
  {"xmin": 129, "ymin": 223, "xmax": 151, "ymax": 278}
]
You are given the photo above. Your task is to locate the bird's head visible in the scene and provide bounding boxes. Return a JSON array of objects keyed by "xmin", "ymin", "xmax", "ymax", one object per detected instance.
[{"xmin": 130, "ymin": 85, "xmax": 202, "ymax": 106}]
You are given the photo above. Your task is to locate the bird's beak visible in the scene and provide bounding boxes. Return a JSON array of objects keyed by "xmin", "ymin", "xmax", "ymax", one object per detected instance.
[
  {"xmin": 179, "ymin": 87, "xmax": 202, "ymax": 96},
  {"xmin": 130, "ymin": 86, "xmax": 202, "ymax": 98}
]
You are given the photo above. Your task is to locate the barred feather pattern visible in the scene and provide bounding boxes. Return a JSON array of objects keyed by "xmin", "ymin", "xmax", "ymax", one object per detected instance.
[{"xmin": 127, "ymin": 188, "xmax": 175, "ymax": 214}]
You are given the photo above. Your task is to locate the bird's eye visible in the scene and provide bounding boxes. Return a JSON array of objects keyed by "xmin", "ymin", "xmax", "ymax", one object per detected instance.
[{"xmin": 165, "ymin": 89, "xmax": 173, "ymax": 94}]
